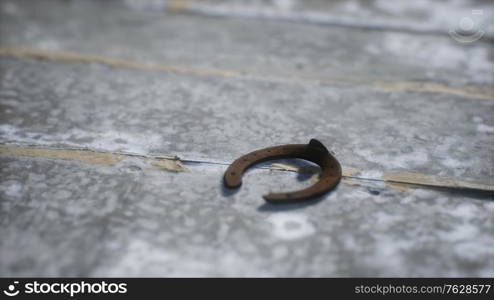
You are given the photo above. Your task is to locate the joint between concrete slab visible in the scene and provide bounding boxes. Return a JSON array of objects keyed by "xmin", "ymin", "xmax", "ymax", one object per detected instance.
[
  {"xmin": 0, "ymin": 144, "xmax": 186, "ymax": 172},
  {"xmin": 2, "ymin": 144, "xmax": 493, "ymax": 194},
  {"xmin": 1, "ymin": 47, "xmax": 492, "ymax": 100}
]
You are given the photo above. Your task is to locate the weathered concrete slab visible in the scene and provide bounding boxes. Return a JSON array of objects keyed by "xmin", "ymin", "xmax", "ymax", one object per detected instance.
[
  {"xmin": 168, "ymin": 0, "xmax": 494, "ymax": 38},
  {"xmin": 1, "ymin": 0, "xmax": 492, "ymax": 86},
  {"xmin": 0, "ymin": 0, "xmax": 493, "ymax": 278},
  {"xmin": 1, "ymin": 58, "xmax": 493, "ymax": 183},
  {"xmin": 1, "ymin": 155, "xmax": 493, "ymax": 276}
]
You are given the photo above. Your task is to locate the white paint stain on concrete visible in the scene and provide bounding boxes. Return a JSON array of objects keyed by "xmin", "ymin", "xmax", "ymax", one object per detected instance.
[
  {"xmin": 1, "ymin": 180, "xmax": 23, "ymax": 198},
  {"xmin": 0, "ymin": 124, "xmax": 164, "ymax": 154},
  {"xmin": 267, "ymin": 213, "xmax": 316, "ymax": 241},
  {"xmin": 472, "ymin": 116, "xmax": 483, "ymax": 123},
  {"xmin": 477, "ymin": 123, "xmax": 494, "ymax": 133},
  {"xmin": 355, "ymin": 148, "xmax": 429, "ymax": 169}
]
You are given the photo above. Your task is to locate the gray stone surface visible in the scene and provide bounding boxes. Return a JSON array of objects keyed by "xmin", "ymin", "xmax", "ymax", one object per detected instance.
[
  {"xmin": 175, "ymin": 0, "xmax": 494, "ymax": 37},
  {"xmin": 1, "ymin": 155, "xmax": 493, "ymax": 276},
  {"xmin": 1, "ymin": 58, "xmax": 493, "ymax": 182},
  {"xmin": 1, "ymin": 0, "xmax": 493, "ymax": 85},
  {"xmin": 0, "ymin": 0, "xmax": 493, "ymax": 277}
]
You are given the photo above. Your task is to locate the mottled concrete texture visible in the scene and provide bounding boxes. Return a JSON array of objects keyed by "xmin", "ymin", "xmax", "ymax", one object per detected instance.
[
  {"xmin": 0, "ymin": 0, "xmax": 493, "ymax": 277},
  {"xmin": 1, "ymin": 156, "xmax": 493, "ymax": 276}
]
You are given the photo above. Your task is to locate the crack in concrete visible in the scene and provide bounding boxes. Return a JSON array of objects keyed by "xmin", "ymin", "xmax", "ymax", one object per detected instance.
[
  {"xmin": 0, "ymin": 144, "xmax": 186, "ymax": 172},
  {"xmin": 1, "ymin": 144, "xmax": 493, "ymax": 194},
  {"xmin": 0, "ymin": 48, "xmax": 239, "ymax": 78}
]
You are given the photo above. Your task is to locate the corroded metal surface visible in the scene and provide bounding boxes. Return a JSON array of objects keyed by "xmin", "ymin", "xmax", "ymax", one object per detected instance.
[{"xmin": 224, "ymin": 139, "xmax": 342, "ymax": 203}]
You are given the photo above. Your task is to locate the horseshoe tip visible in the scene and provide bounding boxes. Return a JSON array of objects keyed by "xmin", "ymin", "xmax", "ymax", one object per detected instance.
[
  {"xmin": 223, "ymin": 174, "xmax": 242, "ymax": 189},
  {"xmin": 308, "ymin": 138, "xmax": 329, "ymax": 153}
]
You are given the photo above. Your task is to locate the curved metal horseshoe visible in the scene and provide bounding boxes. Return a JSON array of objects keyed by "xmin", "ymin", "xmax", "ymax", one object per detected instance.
[{"xmin": 223, "ymin": 139, "xmax": 342, "ymax": 203}]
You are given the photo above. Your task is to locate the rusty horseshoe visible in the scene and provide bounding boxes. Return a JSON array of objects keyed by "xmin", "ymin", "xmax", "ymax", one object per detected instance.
[{"xmin": 223, "ymin": 139, "xmax": 342, "ymax": 203}]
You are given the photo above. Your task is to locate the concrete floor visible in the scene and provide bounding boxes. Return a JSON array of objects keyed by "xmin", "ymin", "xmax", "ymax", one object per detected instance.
[{"xmin": 0, "ymin": 0, "xmax": 493, "ymax": 276}]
